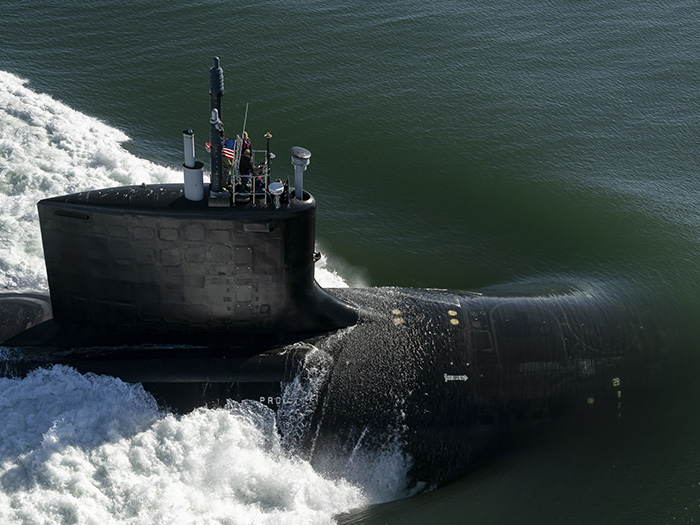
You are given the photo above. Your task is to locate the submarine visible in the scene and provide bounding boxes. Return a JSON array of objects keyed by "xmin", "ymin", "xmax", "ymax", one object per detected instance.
[{"xmin": 0, "ymin": 58, "xmax": 670, "ymax": 486}]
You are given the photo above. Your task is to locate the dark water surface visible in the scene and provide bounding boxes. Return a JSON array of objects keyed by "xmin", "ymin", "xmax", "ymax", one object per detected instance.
[{"xmin": 2, "ymin": 1, "xmax": 700, "ymax": 522}]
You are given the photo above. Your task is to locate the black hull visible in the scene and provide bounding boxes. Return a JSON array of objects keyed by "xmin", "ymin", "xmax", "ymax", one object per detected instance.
[{"xmin": 0, "ymin": 285, "xmax": 669, "ymax": 485}]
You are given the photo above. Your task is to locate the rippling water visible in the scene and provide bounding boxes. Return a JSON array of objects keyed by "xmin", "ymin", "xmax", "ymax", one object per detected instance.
[{"xmin": 1, "ymin": 1, "xmax": 700, "ymax": 522}]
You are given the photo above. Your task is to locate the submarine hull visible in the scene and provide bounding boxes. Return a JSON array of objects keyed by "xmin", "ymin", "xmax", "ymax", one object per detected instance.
[{"xmin": 0, "ymin": 285, "xmax": 668, "ymax": 485}]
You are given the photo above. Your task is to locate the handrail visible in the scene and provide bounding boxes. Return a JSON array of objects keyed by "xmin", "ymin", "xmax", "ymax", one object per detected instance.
[{"xmin": 231, "ymin": 148, "xmax": 272, "ymax": 207}]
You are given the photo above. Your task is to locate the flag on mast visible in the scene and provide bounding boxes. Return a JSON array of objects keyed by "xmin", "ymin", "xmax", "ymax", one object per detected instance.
[{"xmin": 206, "ymin": 138, "xmax": 236, "ymax": 159}]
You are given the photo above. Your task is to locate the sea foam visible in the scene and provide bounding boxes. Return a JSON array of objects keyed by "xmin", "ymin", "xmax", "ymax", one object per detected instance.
[{"xmin": 0, "ymin": 367, "xmax": 369, "ymax": 524}]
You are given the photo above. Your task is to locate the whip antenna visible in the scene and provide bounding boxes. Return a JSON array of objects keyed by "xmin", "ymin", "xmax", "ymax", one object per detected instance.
[{"xmin": 242, "ymin": 102, "xmax": 249, "ymax": 135}]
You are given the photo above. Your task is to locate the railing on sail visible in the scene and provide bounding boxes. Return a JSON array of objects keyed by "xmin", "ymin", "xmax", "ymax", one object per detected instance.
[
  {"xmin": 227, "ymin": 105, "xmax": 275, "ymax": 206},
  {"xmin": 231, "ymin": 142, "xmax": 272, "ymax": 207}
]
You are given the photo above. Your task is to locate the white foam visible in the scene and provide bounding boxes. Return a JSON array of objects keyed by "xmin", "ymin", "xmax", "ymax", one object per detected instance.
[
  {"xmin": 0, "ymin": 366, "xmax": 370, "ymax": 524},
  {"xmin": 0, "ymin": 71, "xmax": 179, "ymax": 290},
  {"xmin": 314, "ymin": 247, "xmax": 368, "ymax": 289}
]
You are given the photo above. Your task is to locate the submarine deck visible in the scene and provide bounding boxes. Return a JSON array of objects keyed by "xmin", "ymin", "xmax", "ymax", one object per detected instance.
[{"xmin": 40, "ymin": 183, "xmax": 309, "ymax": 216}]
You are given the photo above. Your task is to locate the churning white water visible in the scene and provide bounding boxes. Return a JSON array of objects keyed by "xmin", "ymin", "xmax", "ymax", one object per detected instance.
[
  {"xmin": 0, "ymin": 73, "xmax": 409, "ymax": 524},
  {"xmin": 0, "ymin": 366, "xmax": 371, "ymax": 524}
]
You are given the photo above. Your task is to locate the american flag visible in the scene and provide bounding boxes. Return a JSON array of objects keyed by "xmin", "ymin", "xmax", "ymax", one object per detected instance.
[{"xmin": 205, "ymin": 138, "xmax": 237, "ymax": 159}]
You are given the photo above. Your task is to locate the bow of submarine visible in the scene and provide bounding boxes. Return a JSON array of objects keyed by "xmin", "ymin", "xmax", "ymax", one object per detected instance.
[{"xmin": 294, "ymin": 285, "xmax": 670, "ymax": 485}]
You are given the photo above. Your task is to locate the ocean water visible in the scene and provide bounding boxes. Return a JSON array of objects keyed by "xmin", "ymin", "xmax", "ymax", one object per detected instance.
[{"xmin": 1, "ymin": 0, "xmax": 700, "ymax": 523}]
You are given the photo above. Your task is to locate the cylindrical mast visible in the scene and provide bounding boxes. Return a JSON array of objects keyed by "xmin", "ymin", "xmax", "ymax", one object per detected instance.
[
  {"xmin": 183, "ymin": 129, "xmax": 196, "ymax": 168},
  {"xmin": 209, "ymin": 109, "xmax": 224, "ymax": 193},
  {"xmin": 209, "ymin": 56, "xmax": 225, "ymax": 121},
  {"xmin": 265, "ymin": 132, "xmax": 272, "ymax": 168},
  {"xmin": 182, "ymin": 129, "xmax": 204, "ymax": 201},
  {"xmin": 291, "ymin": 146, "xmax": 311, "ymax": 201},
  {"xmin": 209, "ymin": 57, "xmax": 226, "ymax": 194}
]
